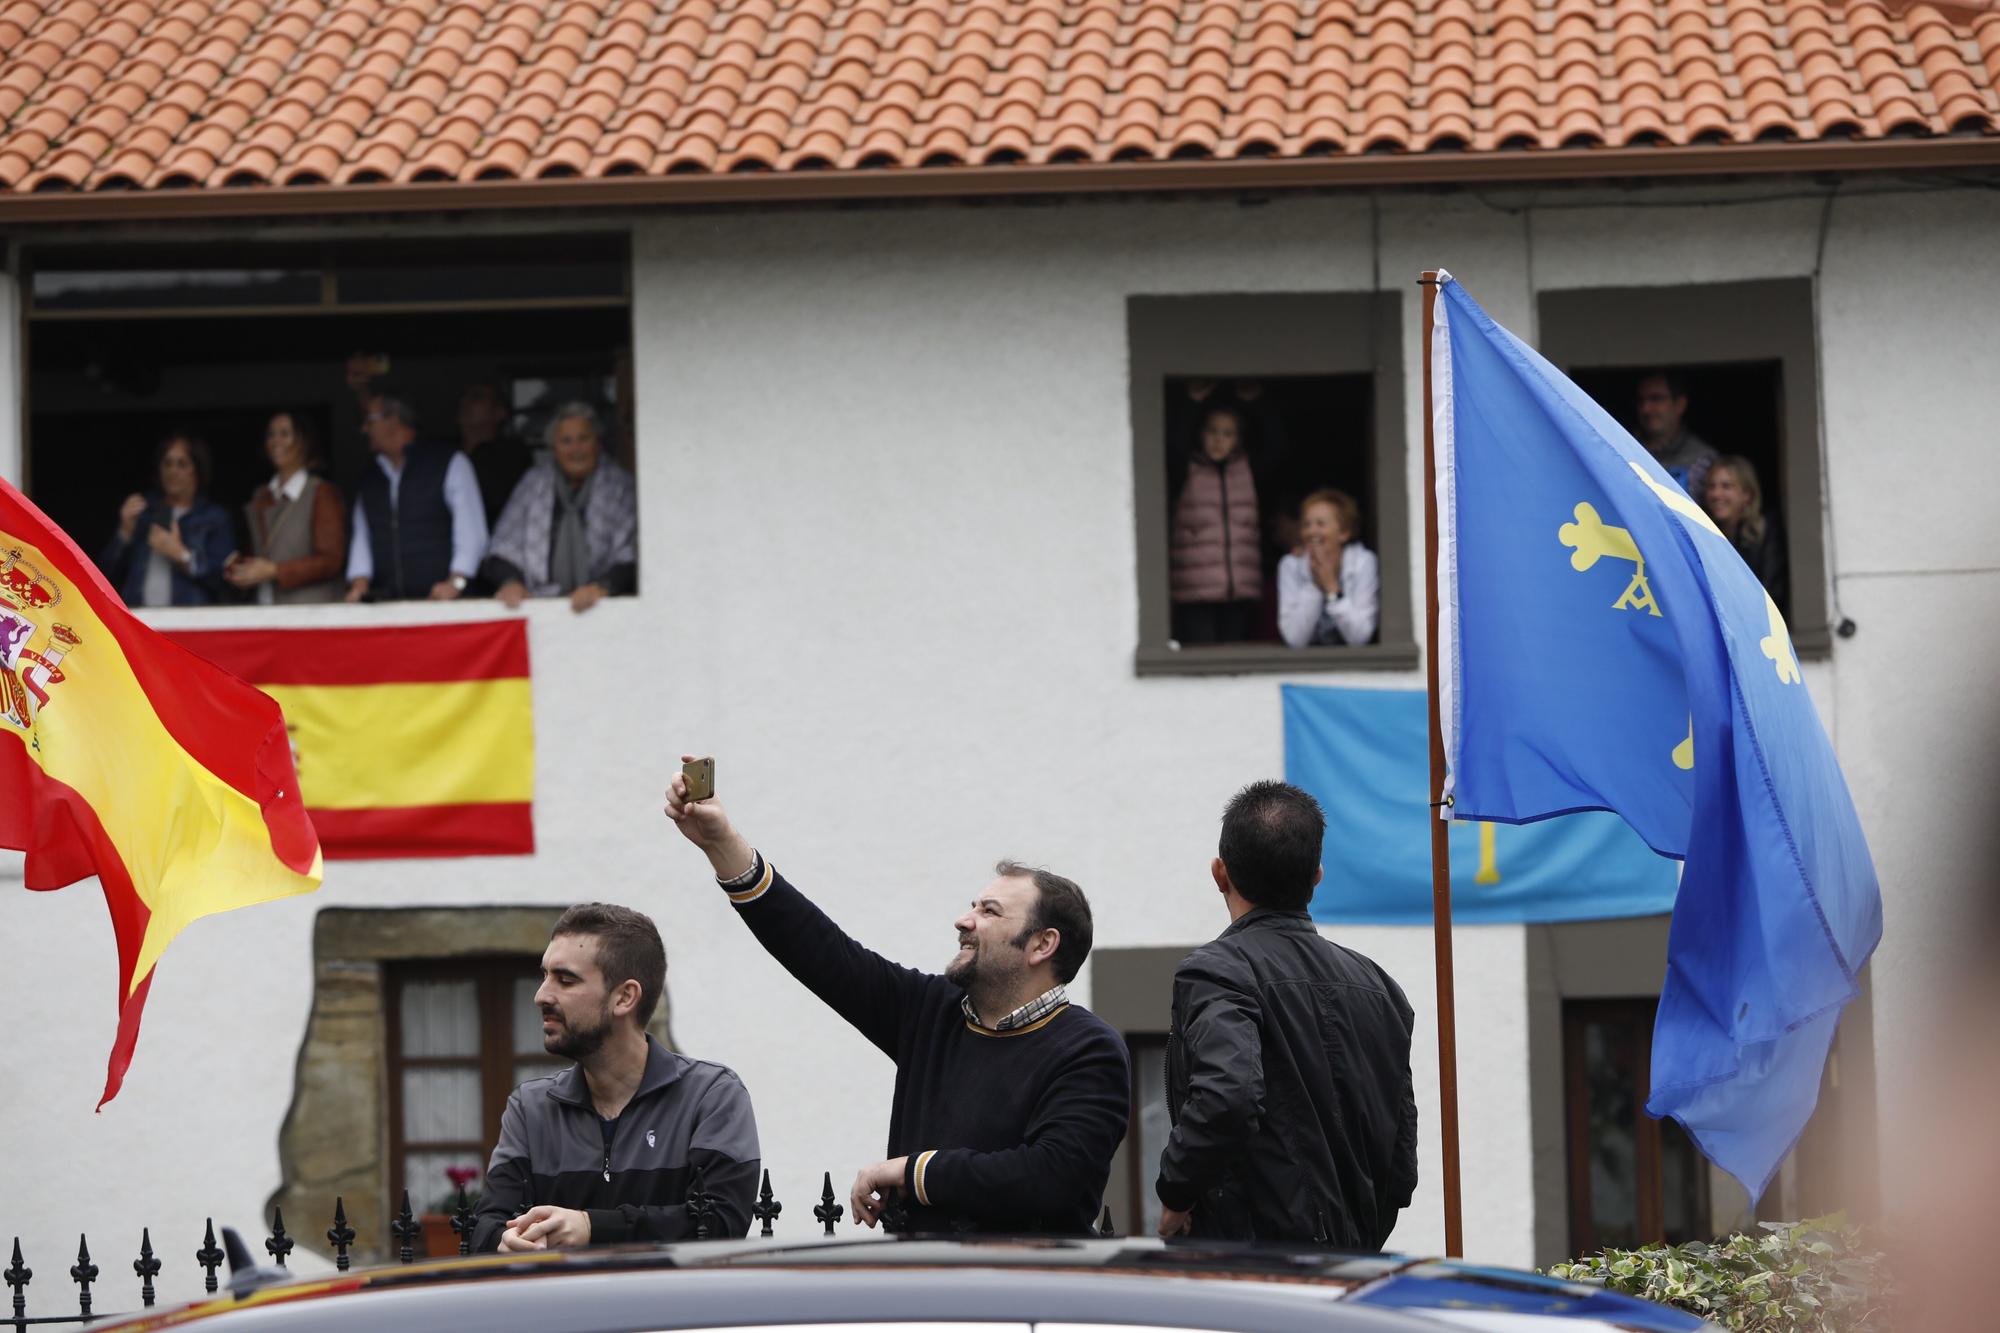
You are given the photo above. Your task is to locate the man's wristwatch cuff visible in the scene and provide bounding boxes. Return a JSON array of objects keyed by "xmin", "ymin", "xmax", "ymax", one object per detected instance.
[
  {"xmin": 1155, "ymin": 1178, "xmax": 1200, "ymax": 1213},
  {"xmin": 585, "ymin": 1208, "xmax": 624, "ymax": 1243}
]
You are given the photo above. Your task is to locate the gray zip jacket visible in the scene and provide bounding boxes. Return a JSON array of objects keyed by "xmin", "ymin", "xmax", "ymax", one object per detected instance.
[{"xmin": 472, "ymin": 1035, "xmax": 760, "ymax": 1250}]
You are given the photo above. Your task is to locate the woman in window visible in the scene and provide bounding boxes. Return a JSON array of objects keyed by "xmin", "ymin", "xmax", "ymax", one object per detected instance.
[
  {"xmin": 481, "ymin": 403, "xmax": 637, "ymax": 613},
  {"xmin": 1702, "ymin": 454, "xmax": 1787, "ymax": 617},
  {"xmin": 1170, "ymin": 402, "xmax": 1263, "ymax": 644},
  {"xmin": 98, "ymin": 431, "xmax": 234, "ymax": 608},
  {"xmin": 1276, "ymin": 488, "xmax": 1380, "ymax": 648},
  {"xmin": 225, "ymin": 411, "xmax": 347, "ymax": 604}
]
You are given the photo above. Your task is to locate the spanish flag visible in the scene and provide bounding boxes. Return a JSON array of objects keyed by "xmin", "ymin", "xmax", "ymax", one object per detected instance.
[
  {"xmin": 164, "ymin": 622, "xmax": 534, "ymax": 859},
  {"xmin": 0, "ymin": 480, "xmax": 322, "ymax": 1107}
]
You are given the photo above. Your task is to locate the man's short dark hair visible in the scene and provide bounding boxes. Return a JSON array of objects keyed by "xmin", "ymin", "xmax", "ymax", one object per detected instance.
[
  {"xmin": 1218, "ymin": 781, "xmax": 1327, "ymax": 911},
  {"xmin": 1639, "ymin": 368, "xmax": 1688, "ymax": 400},
  {"xmin": 997, "ymin": 860, "xmax": 1093, "ymax": 985},
  {"xmin": 551, "ymin": 902, "xmax": 666, "ymax": 1027}
]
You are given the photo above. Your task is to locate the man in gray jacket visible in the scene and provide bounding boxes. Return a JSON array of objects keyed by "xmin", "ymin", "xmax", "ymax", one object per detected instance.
[{"xmin": 473, "ymin": 903, "xmax": 760, "ymax": 1251}]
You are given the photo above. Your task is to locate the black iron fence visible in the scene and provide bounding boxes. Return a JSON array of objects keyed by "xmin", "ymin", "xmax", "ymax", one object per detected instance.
[{"xmin": 7, "ymin": 1171, "xmax": 1120, "ymax": 1330}]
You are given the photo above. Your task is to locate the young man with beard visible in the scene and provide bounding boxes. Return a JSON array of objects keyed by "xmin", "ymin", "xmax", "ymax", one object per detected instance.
[
  {"xmin": 471, "ymin": 903, "xmax": 760, "ymax": 1251},
  {"xmin": 664, "ymin": 765, "xmax": 1129, "ymax": 1235}
]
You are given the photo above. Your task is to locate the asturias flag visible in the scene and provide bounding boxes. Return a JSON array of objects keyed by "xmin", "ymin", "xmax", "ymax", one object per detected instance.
[
  {"xmin": 1430, "ymin": 270, "xmax": 1881, "ymax": 1198},
  {"xmin": 1283, "ymin": 685, "xmax": 1678, "ymax": 925},
  {"xmin": 164, "ymin": 622, "xmax": 534, "ymax": 859},
  {"xmin": 0, "ymin": 479, "xmax": 322, "ymax": 1106}
]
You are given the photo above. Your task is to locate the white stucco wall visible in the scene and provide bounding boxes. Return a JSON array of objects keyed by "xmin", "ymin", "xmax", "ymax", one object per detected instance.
[{"xmin": 1, "ymin": 181, "xmax": 1993, "ymax": 1306}]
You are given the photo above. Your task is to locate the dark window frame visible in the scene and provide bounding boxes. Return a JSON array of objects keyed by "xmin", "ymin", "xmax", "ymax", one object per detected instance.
[
  {"xmin": 1128, "ymin": 292, "xmax": 1415, "ymax": 676},
  {"xmin": 1561, "ymin": 996, "xmax": 1711, "ymax": 1255},
  {"xmin": 1537, "ymin": 280, "xmax": 1830, "ymax": 659},
  {"xmin": 383, "ymin": 955, "xmax": 560, "ymax": 1225}
]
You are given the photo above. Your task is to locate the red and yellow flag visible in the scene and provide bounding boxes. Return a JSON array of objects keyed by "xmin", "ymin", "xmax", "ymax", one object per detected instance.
[
  {"xmin": 0, "ymin": 480, "xmax": 322, "ymax": 1106},
  {"xmin": 165, "ymin": 622, "xmax": 534, "ymax": 859}
]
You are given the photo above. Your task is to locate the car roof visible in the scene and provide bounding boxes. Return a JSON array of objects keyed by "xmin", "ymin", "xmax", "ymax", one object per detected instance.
[{"xmin": 98, "ymin": 1237, "xmax": 1708, "ymax": 1333}]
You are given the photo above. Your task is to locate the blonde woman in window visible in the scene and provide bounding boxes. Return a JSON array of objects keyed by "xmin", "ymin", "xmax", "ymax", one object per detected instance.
[
  {"xmin": 225, "ymin": 412, "xmax": 347, "ymax": 604},
  {"xmin": 1702, "ymin": 454, "xmax": 1787, "ymax": 617},
  {"xmin": 1276, "ymin": 489, "xmax": 1379, "ymax": 648},
  {"xmin": 481, "ymin": 403, "xmax": 637, "ymax": 614}
]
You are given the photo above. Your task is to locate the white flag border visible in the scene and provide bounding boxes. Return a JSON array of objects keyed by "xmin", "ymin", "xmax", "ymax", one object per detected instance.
[{"xmin": 1431, "ymin": 268, "xmax": 1462, "ymax": 821}]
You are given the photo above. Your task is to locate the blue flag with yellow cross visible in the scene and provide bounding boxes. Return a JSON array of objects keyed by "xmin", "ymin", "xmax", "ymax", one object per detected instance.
[{"xmin": 1429, "ymin": 271, "xmax": 1881, "ymax": 1200}]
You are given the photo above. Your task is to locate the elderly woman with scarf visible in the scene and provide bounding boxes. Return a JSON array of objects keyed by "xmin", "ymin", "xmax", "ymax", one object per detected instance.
[{"xmin": 481, "ymin": 403, "xmax": 637, "ymax": 613}]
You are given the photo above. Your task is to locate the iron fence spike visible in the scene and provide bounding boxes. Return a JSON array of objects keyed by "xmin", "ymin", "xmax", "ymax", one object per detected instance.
[
  {"xmin": 814, "ymin": 1171, "xmax": 844, "ymax": 1236},
  {"xmin": 5, "ymin": 1238, "xmax": 31, "ymax": 1325},
  {"xmin": 70, "ymin": 1234, "xmax": 98, "ymax": 1321},
  {"xmin": 751, "ymin": 1169, "xmax": 781, "ymax": 1238},
  {"xmin": 266, "ymin": 1207, "xmax": 294, "ymax": 1268},
  {"xmin": 135, "ymin": 1227, "xmax": 162, "ymax": 1307},
  {"xmin": 328, "ymin": 1192, "xmax": 356, "ymax": 1264},
  {"xmin": 392, "ymin": 1190, "xmax": 419, "ymax": 1265},
  {"xmin": 196, "ymin": 1219, "xmax": 223, "ymax": 1294},
  {"xmin": 451, "ymin": 1186, "xmax": 476, "ymax": 1257}
]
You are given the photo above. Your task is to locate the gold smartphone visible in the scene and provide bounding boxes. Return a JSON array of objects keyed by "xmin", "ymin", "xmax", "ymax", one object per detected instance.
[{"xmin": 682, "ymin": 756, "xmax": 715, "ymax": 802}]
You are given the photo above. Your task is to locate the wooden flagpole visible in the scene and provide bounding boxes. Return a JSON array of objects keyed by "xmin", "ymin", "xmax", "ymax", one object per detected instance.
[{"xmin": 1419, "ymin": 269, "xmax": 1465, "ymax": 1257}]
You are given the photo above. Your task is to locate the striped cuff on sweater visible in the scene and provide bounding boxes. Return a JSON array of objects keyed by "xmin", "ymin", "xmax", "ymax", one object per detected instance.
[
  {"xmin": 719, "ymin": 851, "xmax": 774, "ymax": 904},
  {"xmin": 905, "ymin": 1150, "xmax": 939, "ymax": 1207}
]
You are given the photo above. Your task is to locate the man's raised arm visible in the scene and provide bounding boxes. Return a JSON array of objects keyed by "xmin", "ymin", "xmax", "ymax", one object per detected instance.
[{"xmin": 664, "ymin": 760, "xmax": 938, "ymax": 1056}]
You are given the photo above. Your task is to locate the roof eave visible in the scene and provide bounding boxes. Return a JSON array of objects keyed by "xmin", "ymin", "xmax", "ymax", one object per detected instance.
[{"xmin": 4, "ymin": 137, "xmax": 1998, "ymax": 226}]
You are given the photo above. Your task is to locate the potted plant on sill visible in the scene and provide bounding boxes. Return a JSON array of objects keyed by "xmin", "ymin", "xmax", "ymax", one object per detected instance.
[{"xmin": 420, "ymin": 1165, "xmax": 483, "ymax": 1257}]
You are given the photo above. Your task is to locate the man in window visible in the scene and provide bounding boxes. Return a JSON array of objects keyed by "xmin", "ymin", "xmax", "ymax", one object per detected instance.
[
  {"xmin": 1633, "ymin": 370, "xmax": 1718, "ymax": 499},
  {"xmin": 456, "ymin": 381, "xmax": 533, "ymax": 530},
  {"xmin": 343, "ymin": 394, "xmax": 488, "ymax": 602},
  {"xmin": 473, "ymin": 903, "xmax": 761, "ymax": 1251},
  {"xmin": 1155, "ymin": 781, "xmax": 1417, "ymax": 1249},
  {"xmin": 663, "ymin": 764, "xmax": 1130, "ymax": 1235}
]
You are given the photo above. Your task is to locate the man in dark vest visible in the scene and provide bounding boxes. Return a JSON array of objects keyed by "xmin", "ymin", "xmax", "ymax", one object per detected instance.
[{"xmin": 344, "ymin": 394, "xmax": 488, "ymax": 602}]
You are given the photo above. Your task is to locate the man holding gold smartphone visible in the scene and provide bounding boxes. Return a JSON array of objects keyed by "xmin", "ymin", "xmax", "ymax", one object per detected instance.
[{"xmin": 664, "ymin": 758, "xmax": 1129, "ymax": 1236}]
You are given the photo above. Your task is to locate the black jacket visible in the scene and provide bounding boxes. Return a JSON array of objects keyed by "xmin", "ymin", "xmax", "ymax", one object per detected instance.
[{"xmin": 1156, "ymin": 909, "xmax": 1417, "ymax": 1248}]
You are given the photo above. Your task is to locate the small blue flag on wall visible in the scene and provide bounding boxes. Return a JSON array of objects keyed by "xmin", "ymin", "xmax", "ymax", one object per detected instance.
[
  {"xmin": 1429, "ymin": 271, "xmax": 1881, "ymax": 1200},
  {"xmin": 1283, "ymin": 685, "xmax": 1679, "ymax": 925}
]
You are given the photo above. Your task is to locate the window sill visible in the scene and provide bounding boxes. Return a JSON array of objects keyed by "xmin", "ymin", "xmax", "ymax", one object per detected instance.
[{"xmin": 1135, "ymin": 642, "xmax": 1420, "ymax": 677}]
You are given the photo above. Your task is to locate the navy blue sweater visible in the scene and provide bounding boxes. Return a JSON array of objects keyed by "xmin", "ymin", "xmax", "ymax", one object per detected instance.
[{"xmin": 724, "ymin": 855, "xmax": 1130, "ymax": 1234}]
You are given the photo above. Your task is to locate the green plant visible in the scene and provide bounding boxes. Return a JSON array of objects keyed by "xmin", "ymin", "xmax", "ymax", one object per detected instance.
[
  {"xmin": 1543, "ymin": 1215, "xmax": 1894, "ymax": 1332},
  {"xmin": 424, "ymin": 1163, "xmax": 483, "ymax": 1216}
]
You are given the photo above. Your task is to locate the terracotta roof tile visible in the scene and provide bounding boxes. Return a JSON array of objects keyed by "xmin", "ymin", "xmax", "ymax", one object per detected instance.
[{"xmin": 6, "ymin": 0, "xmax": 1998, "ymax": 198}]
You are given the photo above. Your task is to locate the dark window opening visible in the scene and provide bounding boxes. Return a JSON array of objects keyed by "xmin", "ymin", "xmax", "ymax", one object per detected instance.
[
  {"xmin": 1562, "ymin": 997, "xmax": 1710, "ymax": 1254},
  {"xmin": 24, "ymin": 236, "xmax": 634, "ymax": 609},
  {"xmin": 1537, "ymin": 281, "xmax": 1825, "ymax": 656},
  {"xmin": 1129, "ymin": 291, "xmax": 1412, "ymax": 676},
  {"xmin": 1163, "ymin": 374, "xmax": 1378, "ymax": 649},
  {"xmin": 1569, "ymin": 361, "xmax": 1790, "ymax": 618}
]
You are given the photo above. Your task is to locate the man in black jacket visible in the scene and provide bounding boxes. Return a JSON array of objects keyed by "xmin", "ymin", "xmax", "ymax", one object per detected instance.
[
  {"xmin": 1156, "ymin": 780, "xmax": 1417, "ymax": 1248},
  {"xmin": 664, "ymin": 761, "xmax": 1129, "ymax": 1235},
  {"xmin": 472, "ymin": 903, "xmax": 760, "ymax": 1251}
]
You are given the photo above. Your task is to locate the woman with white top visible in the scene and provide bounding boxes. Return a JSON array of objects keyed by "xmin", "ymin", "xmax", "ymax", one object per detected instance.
[
  {"xmin": 1276, "ymin": 488, "xmax": 1380, "ymax": 648},
  {"xmin": 225, "ymin": 411, "xmax": 347, "ymax": 604}
]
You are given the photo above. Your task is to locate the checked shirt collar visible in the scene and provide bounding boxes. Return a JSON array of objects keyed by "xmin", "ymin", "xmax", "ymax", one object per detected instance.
[{"xmin": 962, "ymin": 983, "xmax": 1068, "ymax": 1031}]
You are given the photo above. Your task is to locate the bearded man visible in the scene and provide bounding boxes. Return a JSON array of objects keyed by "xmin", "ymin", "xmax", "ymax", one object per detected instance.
[
  {"xmin": 471, "ymin": 903, "xmax": 760, "ymax": 1251},
  {"xmin": 665, "ymin": 762, "xmax": 1129, "ymax": 1235}
]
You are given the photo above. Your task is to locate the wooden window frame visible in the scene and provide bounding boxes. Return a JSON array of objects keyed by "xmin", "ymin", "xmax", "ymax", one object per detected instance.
[
  {"xmin": 383, "ymin": 956, "xmax": 559, "ymax": 1220},
  {"xmin": 1127, "ymin": 292, "xmax": 1415, "ymax": 676}
]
